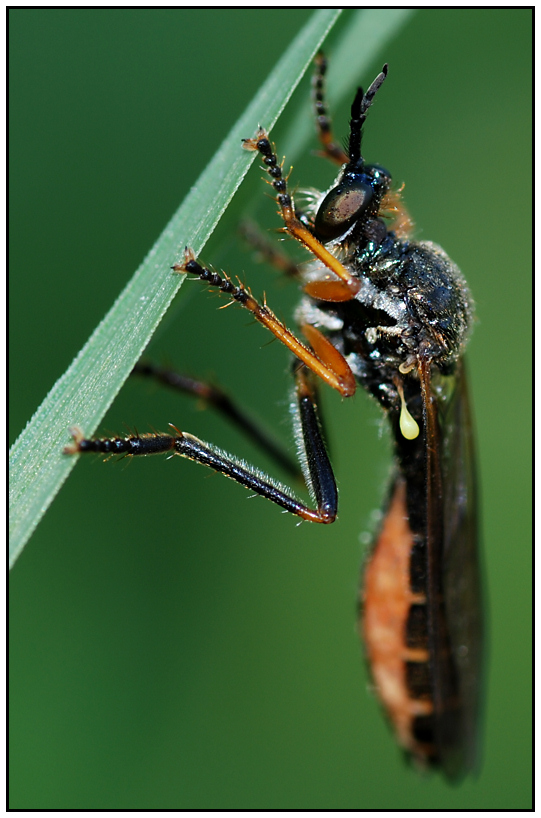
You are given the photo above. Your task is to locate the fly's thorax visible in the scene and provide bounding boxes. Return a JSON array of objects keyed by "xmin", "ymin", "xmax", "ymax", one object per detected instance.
[
  {"xmin": 353, "ymin": 238, "xmax": 474, "ymax": 368},
  {"xmin": 299, "ymin": 237, "xmax": 473, "ymax": 369},
  {"xmin": 295, "ymin": 236, "xmax": 473, "ymax": 425}
]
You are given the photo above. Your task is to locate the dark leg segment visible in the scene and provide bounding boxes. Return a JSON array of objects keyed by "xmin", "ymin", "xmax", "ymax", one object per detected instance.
[
  {"xmin": 312, "ymin": 52, "xmax": 349, "ymax": 166},
  {"xmin": 65, "ymin": 365, "xmax": 337, "ymax": 524},
  {"xmin": 238, "ymin": 220, "xmax": 301, "ymax": 279},
  {"xmin": 292, "ymin": 365, "xmax": 337, "ymax": 522},
  {"xmin": 64, "ymin": 428, "xmax": 176, "ymax": 456},
  {"xmin": 132, "ymin": 360, "xmax": 300, "ymax": 478}
]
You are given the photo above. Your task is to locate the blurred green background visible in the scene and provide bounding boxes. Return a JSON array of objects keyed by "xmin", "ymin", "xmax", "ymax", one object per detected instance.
[{"xmin": 10, "ymin": 9, "xmax": 531, "ymax": 809}]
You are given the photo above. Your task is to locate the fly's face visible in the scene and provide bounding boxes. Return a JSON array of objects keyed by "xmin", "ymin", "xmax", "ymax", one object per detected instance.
[{"xmin": 312, "ymin": 162, "xmax": 393, "ymax": 247}]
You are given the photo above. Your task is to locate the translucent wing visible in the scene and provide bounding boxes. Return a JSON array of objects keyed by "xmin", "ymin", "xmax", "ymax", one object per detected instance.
[
  {"xmin": 439, "ymin": 359, "xmax": 483, "ymax": 776},
  {"xmin": 422, "ymin": 356, "xmax": 483, "ymax": 779}
]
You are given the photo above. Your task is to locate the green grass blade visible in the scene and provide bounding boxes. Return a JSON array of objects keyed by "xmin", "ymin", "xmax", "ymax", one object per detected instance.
[
  {"xmin": 9, "ymin": 8, "xmax": 415, "ymax": 567},
  {"xmin": 8, "ymin": 9, "xmax": 342, "ymax": 567}
]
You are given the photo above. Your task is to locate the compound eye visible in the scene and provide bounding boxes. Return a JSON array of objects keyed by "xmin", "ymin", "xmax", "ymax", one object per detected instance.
[{"xmin": 314, "ymin": 181, "xmax": 373, "ymax": 242}]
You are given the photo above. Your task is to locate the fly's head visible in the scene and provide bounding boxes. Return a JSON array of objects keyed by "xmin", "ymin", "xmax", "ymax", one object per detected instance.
[{"xmin": 311, "ymin": 66, "xmax": 392, "ymax": 250}]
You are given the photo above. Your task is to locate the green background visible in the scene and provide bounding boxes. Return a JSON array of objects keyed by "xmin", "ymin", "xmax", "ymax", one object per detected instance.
[{"xmin": 10, "ymin": 8, "xmax": 531, "ymax": 809}]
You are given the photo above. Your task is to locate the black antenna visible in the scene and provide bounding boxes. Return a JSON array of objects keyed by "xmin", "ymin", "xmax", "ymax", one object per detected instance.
[{"xmin": 348, "ymin": 64, "xmax": 388, "ymax": 165}]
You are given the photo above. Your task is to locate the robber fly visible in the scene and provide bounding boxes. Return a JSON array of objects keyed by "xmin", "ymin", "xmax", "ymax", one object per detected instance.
[{"xmin": 65, "ymin": 55, "xmax": 482, "ymax": 780}]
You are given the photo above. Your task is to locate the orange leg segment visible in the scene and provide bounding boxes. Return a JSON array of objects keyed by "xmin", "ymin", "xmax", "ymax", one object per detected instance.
[
  {"xmin": 301, "ymin": 323, "xmax": 355, "ymax": 396},
  {"xmin": 173, "ymin": 249, "xmax": 356, "ymax": 398},
  {"xmin": 303, "ymin": 279, "xmax": 357, "ymax": 302}
]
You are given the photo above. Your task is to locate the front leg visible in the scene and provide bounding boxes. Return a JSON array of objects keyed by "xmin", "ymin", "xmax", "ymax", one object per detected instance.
[{"xmin": 241, "ymin": 130, "xmax": 361, "ymax": 296}]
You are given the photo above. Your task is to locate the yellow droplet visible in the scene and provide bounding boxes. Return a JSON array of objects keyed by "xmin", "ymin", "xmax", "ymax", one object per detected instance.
[{"xmin": 397, "ymin": 382, "xmax": 420, "ymax": 440}]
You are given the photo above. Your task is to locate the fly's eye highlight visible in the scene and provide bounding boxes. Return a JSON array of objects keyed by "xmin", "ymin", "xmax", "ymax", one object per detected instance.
[{"xmin": 314, "ymin": 179, "xmax": 373, "ymax": 242}]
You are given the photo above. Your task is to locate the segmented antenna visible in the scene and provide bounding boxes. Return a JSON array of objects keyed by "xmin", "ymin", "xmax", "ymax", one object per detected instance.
[{"xmin": 348, "ymin": 64, "xmax": 388, "ymax": 165}]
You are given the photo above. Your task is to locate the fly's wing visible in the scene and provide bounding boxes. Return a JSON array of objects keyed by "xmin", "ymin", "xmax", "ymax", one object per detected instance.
[
  {"xmin": 421, "ymin": 356, "xmax": 483, "ymax": 780},
  {"xmin": 438, "ymin": 358, "xmax": 483, "ymax": 777}
]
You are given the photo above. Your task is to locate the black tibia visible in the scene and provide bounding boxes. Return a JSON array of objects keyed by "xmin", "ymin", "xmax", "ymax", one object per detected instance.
[
  {"xmin": 173, "ymin": 432, "xmax": 307, "ymax": 516},
  {"xmin": 132, "ymin": 361, "xmax": 300, "ymax": 479},
  {"xmin": 293, "ymin": 365, "xmax": 337, "ymax": 522},
  {"xmin": 65, "ymin": 364, "xmax": 337, "ymax": 524}
]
